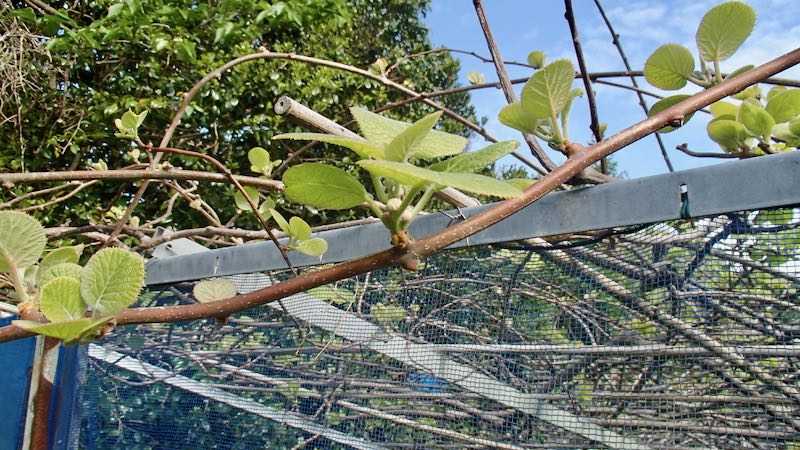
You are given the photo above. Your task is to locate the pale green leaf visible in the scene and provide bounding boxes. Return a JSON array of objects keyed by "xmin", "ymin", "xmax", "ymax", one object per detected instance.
[
  {"xmin": 696, "ymin": 1, "xmax": 756, "ymax": 62},
  {"xmin": 13, "ymin": 318, "xmax": 111, "ymax": 344},
  {"xmin": 193, "ymin": 279, "xmax": 237, "ymax": 303},
  {"xmin": 738, "ymin": 101, "xmax": 774, "ymax": 140},
  {"xmin": 107, "ymin": 3, "xmax": 124, "ymax": 17},
  {"xmin": 766, "ymin": 89, "xmax": 800, "ymax": 123},
  {"xmin": 0, "ymin": 211, "xmax": 46, "ymax": 272},
  {"xmin": 269, "ymin": 208, "xmax": 291, "ymax": 234},
  {"xmin": 767, "ymin": 86, "xmax": 788, "ymax": 102},
  {"xmin": 789, "ymin": 118, "xmax": 800, "ymax": 136},
  {"xmin": 272, "ymin": 133, "xmax": 384, "ymax": 159},
  {"xmin": 80, "ymin": 248, "xmax": 145, "ymax": 317},
  {"xmin": 39, "ymin": 245, "xmax": 83, "ymax": 277},
  {"xmin": 710, "ymin": 101, "xmax": 738, "ymax": 118},
  {"xmin": 429, "ymin": 141, "xmax": 519, "ymax": 173},
  {"xmin": 507, "ymin": 178, "xmax": 537, "ymax": 190},
  {"xmin": 120, "ymin": 110, "xmax": 139, "ymax": 129},
  {"xmin": 707, "ymin": 119, "xmax": 748, "ymax": 152},
  {"xmin": 293, "ymin": 237, "xmax": 328, "ymax": 257},
  {"xmin": 39, "ymin": 263, "xmax": 83, "ymax": 286},
  {"xmin": 234, "ymin": 186, "xmax": 260, "ymax": 211},
  {"xmin": 350, "ymin": 107, "xmax": 467, "ymax": 159},
  {"xmin": 308, "ymin": 285, "xmax": 354, "ymax": 305},
  {"xmin": 248, "ymin": 147, "xmax": 270, "ymax": 171},
  {"xmin": 289, "ymin": 216, "xmax": 312, "ymax": 241},
  {"xmin": 372, "ymin": 303, "xmax": 406, "ymax": 324},
  {"xmin": 40, "ymin": 277, "xmax": 86, "ymax": 322},
  {"xmin": 644, "ymin": 44, "xmax": 695, "ymax": 90},
  {"xmin": 727, "ymin": 64, "xmax": 754, "ymax": 80},
  {"xmin": 283, "ymin": 163, "xmax": 368, "ymax": 210},
  {"xmin": 257, "ymin": 197, "xmax": 276, "ymax": 220},
  {"xmin": 357, "ymin": 160, "xmax": 522, "ymax": 199},
  {"xmin": 521, "ymin": 59, "xmax": 575, "ymax": 119},
  {"xmin": 385, "ymin": 111, "xmax": 442, "ymax": 162},
  {"xmin": 527, "ymin": 50, "xmax": 545, "ymax": 69},
  {"xmin": 733, "ymin": 85, "xmax": 761, "ymax": 101},
  {"xmin": 498, "ymin": 102, "xmax": 541, "ymax": 134},
  {"xmin": 648, "ymin": 95, "xmax": 694, "ymax": 132},
  {"xmin": 466, "ymin": 71, "xmax": 486, "ymax": 85}
]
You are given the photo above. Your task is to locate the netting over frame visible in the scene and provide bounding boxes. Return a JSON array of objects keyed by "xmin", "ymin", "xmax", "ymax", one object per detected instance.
[{"xmin": 79, "ymin": 207, "xmax": 800, "ymax": 450}]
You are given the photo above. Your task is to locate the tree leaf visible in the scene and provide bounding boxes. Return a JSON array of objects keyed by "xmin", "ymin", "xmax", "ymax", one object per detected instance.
[
  {"xmin": 710, "ymin": 101, "xmax": 739, "ymax": 118},
  {"xmin": 272, "ymin": 133, "xmax": 384, "ymax": 160},
  {"xmin": 234, "ymin": 186, "xmax": 260, "ymax": 211},
  {"xmin": 350, "ymin": 107, "xmax": 467, "ymax": 159},
  {"xmin": 80, "ymin": 248, "xmax": 145, "ymax": 317},
  {"xmin": 13, "ymin": 318, "xmax": 110, "ymax": 344},
  {"xmin": 738, "ymin": 101, "xmax": 774, "ymax": 140},
  {"xmin": 371, "ymin": 303, "xmax": 406, "ymax": 324},
  {"xmin": 648, "ymin": 95, "xmax": 694, "ymax": 132},
  {"xmin": 0, "ymin": 211, "xmax": 47, "ymax": 272},
  {"xmin": 707, "ymin": 119, "xmax": 748, "ymax": 152},
  {"xmin": 288, "ymin": 216, "xmax": 312, "ymax": 241},
  {"xmin": 527, "ymin": 50, "xmax": 545, "ymax": 69},
  {"xmin": 429, "ymin": 140, "xmax": 519, "ymax": 173},
  {"xmin": 766, "ymin": 89, "xmax": 800, "ymax": 123},
  {"xmin": 120, "ymin": 110, "xmax": 140, "ymax": 129},
  {"xmin": 39, "ymin": 245, "xmax": 83, "ymax": 280},
  {"xmin": 40, "ymin": 276, "xmax": 86, "ymax": 322},
  {"xmin": 521, "ymin": 59, "xmax": 575, "ymax": 119},
  {"xmin": 506, "ymin": 178, "xmax": 537, "ymax": 190},
  {"xmin": 696, "ymin": 1, "xmax": 756, "ymax": 62},
  {"xmin": 498, "ymin": 102, "xmax": 540, "ymax": 134},
  {"xmin": 357, "ymin": 160, "xmax": 522, "ymax": 199},
  {"xmin": 385, "ymin": 111, "xmax": 441, "ymax": 162},
  {"xmin": 644, "ymin": 44, "xmax": 695, "ymax": 90},
  {"xmin": 268, "ymin": 208, "xmax": 291, "ymax": 234},
  {"xmin": 293, "ymin": 237, "xmax": 328, "ymax": 257},
  {"xmin": 283, "ymin": 163, "xmax": 368, "ymax": 210},
  {"xmin": 466, "ymin": 71, "xmax": 486, "ymax": 85},
  {"xmin": 248, "ymin": 147, "xmax": 270, "ymax": 172},
  {"xmin": 193, "ymin": 279, "xmax": 237, "ymax": 303},
  {"xmin": 727, "ymin": 64, "xmax": 754, "ymax": 80},
  {"xmin": 39, "ymin": 263, "xmax": 83, "ymax": 287}
]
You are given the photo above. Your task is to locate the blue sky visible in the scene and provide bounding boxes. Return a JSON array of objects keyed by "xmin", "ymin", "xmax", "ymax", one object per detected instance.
[{"xmin": 423, "ymin": 0, "xmax": 800, "ymax": 179}]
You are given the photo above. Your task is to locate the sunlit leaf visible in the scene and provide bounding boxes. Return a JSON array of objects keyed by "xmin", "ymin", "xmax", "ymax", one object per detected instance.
[
  {"xmin": 13, "ymin": 318, "xmax": 111, "ymax": 344},
  {"xmin": 234, "ymin": 186, "xmax": 260, "ymax": 211},
  {"xmin": 385, "ymin": 111, "xmax": 442, "ymax": 162},
  {"xmin": 39, "ymin": 245, "xmax": 83, "ymax": 279},
  {"xmin": 289, "ymin": 216, "xmax": 312, "ymax": 241},
  {"xmin": 707, "ymin": 119, "xmax": 748, "ymax": 152},
  {"xmin": 506, "ymin": 178, "xmax": 537, "ymax": 190},
  {"xmin": 269, "ymin": 208, "xmax": 291, "ymax": 234},
  {"xmin": 193, "ymin": 279, "xmax": 237, "ymax": 303},
  {"xmin": 0, "ymin": 211, "xmax": 46, "ymax": 272},
  {"xmin": 40, "ymin": 277, "xmax": 86, "ymax": 322},
  {"xmin": 521, "ymin": 59, "xmax": 575, "ymax": 119},
  {"xmin": 466, "ymin": 71, "xmax": 486, "ymax": 85},
  {"xmin": 39, "ymin": 262, "xmax": 83, "ymax": 287},
  {"xmin": 248, "ymin": 147, "xmax": 271, "ymax": 172},
  {"xmin": 283, "ymin": 163, "xmax": 368, "ymax": 210},
  {"xmin": 648, "ymin": 95, "xmax": 694, "ymax": 132},
  {"xmin": 80, "ymin": 248, "xmax": 145, "ymax": 317},
  {"xmin": 429, "ymin": 141, "xmax": 519, "ymax": 173},
  {"xmin": 498, "ymin": 102, "xmax": 540, "ymax": 134},
  {"xmin": 644, "ymin": 44, "xmax": 695, "ymax": 90},
  {"xmin": 738, "ymin": 101, "xmax": 774, "ymax": 140},
  {"xmin": 273, "ymin": 133, "xmax": 384, "ymax": 159},
  {"xmin": 766, "ymin": 89, "xmax": 800, "ymax": 123},
  {"xmin": 293, "ymin": 237, "xmax": 328, "ymax": 257},
  {"xmin": 527, "ymin": 50, "xmax": 545, "ymax": 69},
  {"xmin": 696, "ymin": 1, "xmax": 756, "ymax": 62}
]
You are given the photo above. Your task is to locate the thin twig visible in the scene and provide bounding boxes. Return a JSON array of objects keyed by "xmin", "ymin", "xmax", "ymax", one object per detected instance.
[{"xmin": 675, "ymin": 143, "xmax": 742, "ymax": 159}]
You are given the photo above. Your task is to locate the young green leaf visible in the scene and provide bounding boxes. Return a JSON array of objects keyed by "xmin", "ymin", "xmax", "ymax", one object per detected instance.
[
  {"xmin": 648, "ymin": 95, "xmax": 694, "ymax": 132},
  {"xmin": 789, "ymin": 118, "xmax": 800, "ymax": 137},
  {"xmin": 644, "ymin": 44, "xmax": 695, "ymax": 90},
  {"xmin": 696, "ymin": 1, "xmax": 756, "ymax": 62},
  {"xmin": 248, "ymin": 147, "xmax": 271, "ymax": 172},
  {"xmin": 0, "ymin": 211, "xmax": 47, "ymax": 272},
  {"xmin": 765, "ymin": 89, "xmax": 800, "ymax": 123},
  {"xmin": 39, "ymin": 262, "xmax": 83, "ymax": 287},
  {"xmin": 707, "ymin": 119, "xmax": 748, "ymax": 152},
  {"xmin": 767, "ymin": 86, "xmax": 788, "ymax": 102},
  {"xmin": 272, "ymin": 133, "xmax": 385, "ymax": 160},
  {"xmin": 13, "ymin": 318, "xmax": 111, "ymax": 344},
  {"xmin": 385, "ymin": 111, "xmax": 442, "ymax": 162},
  {"xmin": 80, "ymin": 248, "xmax": 145, "ymax": 317},
  {"xmin": 257, "ymin": 197, "xmax": 276, "ymax": 220},
  {"xmin": 738, "ymin": 101, "xmax": 775, "ymax": 140},
  {"xmin": 120, "ymin": 110, "xmax": 141, "ymax": 129},
  {"xmin": 193, "ymin": 279, "xmax": 237, "ymax": 303},
  {"xmin": 726, "ymin": 64, "xmax": 754, "ymax": 80},
  {"xmin": 521, "ymin": 59, "xmax": 575, "ymax": 119},
  {"xmin": 350, "ymin": 107, "xmax": 467, "ymax": 159},
  {"xmin": 372, "ymin": 303, "xmax": 406, "ymax": 324},
  {"xmin": 40, "ymin": 276, "xmax": 86, "ymax": 322},
  {"xmin": 710, "ymin": 101, "xmax": 738, "ymax": 118},
  {"xmin": 288, "ymin": 216, "xmax": 312, "ymax": 241},
  {"xmin": 429, "ymin": 141, "xmax": 519, "ymax": 173},
  {"xmin": 733, "ymin": 85, "xmax": 761, "ymax": 101},
  {"xmin": 293, "ymin": 237, "xmax": 328, "ymax": 258},
  {"xmin": 467, "ymin": 71, "xmax": 486, "ymax": 85},
  {"xmin": 506, "ymin": 178, "xmax": 537, "ymax": 190},
  {"xmin": 283, "ymin": 163, "xmax": 368, "ymax": 210},
  {"xmin": 498, "ymin": 102, "xmax": 541, "ymax": 134},
  {"xmin": 527, "ymin": 50, "xmax": 546, "ymax": 69},
  {"xmin": 233, "ymin": 186, "xmax": 260, "ymax": 211},
  {"xmin": 268, "ymin": 208, "xmax": 291, "ymax": 234},
  {"xmin": 357, "ymin": 160, "xmax": 522, "ymax": 199},
  {"xmin": 39, "ymin": 245, "xmax": 83, "ymax": 277}
]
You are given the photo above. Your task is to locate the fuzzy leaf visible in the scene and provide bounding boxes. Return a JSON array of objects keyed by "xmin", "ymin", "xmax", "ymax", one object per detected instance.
[
  {"xmin": 283, "ymin": 163, "xmax": 368, "ymax": 210},
  {"xmin": 193, "ymin": 279, "xmax": 237, "ymax": 303},
  {"xmin": 234, "ymin": 186, "xmax": 260, "ymax": 211},
  {"xmin": 707, "ymin": 119, "xmax": 748, "ymax": 152},
  {"xmin": 429, "ymin": 141, "xmax": 519, "ymax": 173},
  {"xmin": 288, "ymin": 216, "xmax": 312, "ymax": 241},
  {"xmin": 710, "ymin": 101, "xmax": 739, "ymax": 118},
  {"xmin": 40, "ymin": 276, "xmax": 86, "ymax": 322},
  {"xmin": 39, "ymin": 246, "xmax": 83, "ymax": 281},
  {"xmin": 385, "ymin": 111, "xmax": 442, "ymax": 162},
  {"xmin": 648, "ymin": 95, "xmax": 694, "ymax": 132},
  {"xmin": 0, "ymin": 211, "xmax": 46, "ymax": 272},
  {"xmin": 696, "ymin": 1, "xmax": 756, "ymax": 62},
  {"xmin": 80, "ymin": 248, "xmax": 145, "ymax": 317},
  {"xmin": 350, "ymin": 108, "xmax": 467, "ymax": 159},
  {"xmin": 521, "ymin": 59, "xmax": 575, "ymax": 119},
  {"xmin": 766, "ymin": 89, "xmax": 800, "ymax": 123},
  {"xmin": 527, "ymin": 50, "xmax": 545, "ymax": 69},
  {"xmin": 738, "ymin": 101, "xmax": 775, "ymax": 140},
  {"xmin": 273, "ymin": 133, "xmax": 384, "ymax": 159},
  {"xmin": 358, "ymin": 160, "xmax": 522, "ymax": 199},
  {"xmin": 13, "ymin": 318, "xmax": 110, "ymax": 344},
  {"xmin": 644, "ymin": 44, "xmax": 695, "ymax": 90},
  {"xmin": 39, "ymin": 262, "xmax": 82, "ymax": 287},
  {"xmin": 248, "ymin": 147, "xmax": 270, "ymax": 171},
  {"xmin": 293, "ymin": 237, "xmax": 328, "ymax": 257},
  {"xmin": 498, "ymin": 102, "xmax": 540, "ymax": 134}
]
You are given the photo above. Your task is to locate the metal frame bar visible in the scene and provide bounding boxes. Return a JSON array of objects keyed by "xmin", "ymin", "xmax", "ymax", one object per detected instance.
[{"xmin": 145, "ymin": 151, "xmax": 800, "ymax": 285}]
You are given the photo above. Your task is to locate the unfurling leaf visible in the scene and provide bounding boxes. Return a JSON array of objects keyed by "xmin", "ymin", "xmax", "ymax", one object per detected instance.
[
  {"xmin": 644, "ymin": 44, "xmax": 695, "ymax": 90},
  {"xmin": 430, "ymin": 141, "xmax": 519, "ymax": 173},
  {"xmin": 738, "ymin": 101, "xmax": 774, "ymax": 140},
  {"xmin": 357, "ymin": 160, "xmax": 522, "ymax": 199},
  {"xmin": 350, "ymin": 107, "xmax": 467, "ymax": 159},
  {"xmin": 39, "ymin": 262, "xmax": 83, "ymax": 287},
  {"xmin": 766, "ymin": 89, "xmax": 800, "ymax": 123},
  {"xmin": 707, "ymin": 119, "xmax": 748, "ymax": 152},
  {"xmin": 193, "ymin": 279, "xmax": 237, "ymax": 303},
  {"xmin": 648, "ymin": 95, "xmax": 694, "ymax": 133},
  {"xmin": 269, "ymin": 208, "xmax": 291, "ymax": 234},
  {"xmin": 385, "ymin": 111, "xmax": 442, "ymax": 162},
  {"xmin": 272, "ymin": 133, "xmax": 384, "ymax": 160},
  {"xmin": 521, "ymin": 59, "xmax": 575, "ymax": 119},
  {"xmin": 283, "ymin": 163, "xmax": 368, "ymax": 210},
  {"xmin": 233, "ymin": 186, "xmax": 260, "ymax": 211},
  {"xmin": 39, "ymin": 246, "xmax": 83, "ymax": 278},
  {"xmin": 80, "ymin": 248, "xmax": 145, "ymax": 317},
  {"xmin": 293, "ymin": 237, "xmax": 328, "ymax": 257},
  {"xmin": 13, "ymin": 318, "xmax": 111, "ymax": 344},
  {"xmin": 248, "ymin": 147, "xmax": 271, "ymax": 172},
  {"xmin": 527, "ymin": 50, "xmax": 546, "ymax": 69},
  {"xmin": 0, "ymin": 211, "xmax": 47, "ymax": 272},
  {"xmin": 40, "ymin": 277, "xmax": 86, "ymax": 322},
  {"xmin": 467, "ymin": 71, "xmax": 486, "ymax": 85},
  {"xmin": 288, "ymin": 216, "xmax": 312, "ymax": 241},
  {"xmin": 696, "ymin": 1, "xmax": 756, "ymax": 62},
  {"xmin": 498, "ymin": 102, "xmax": 540, "ymax": 134}
]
